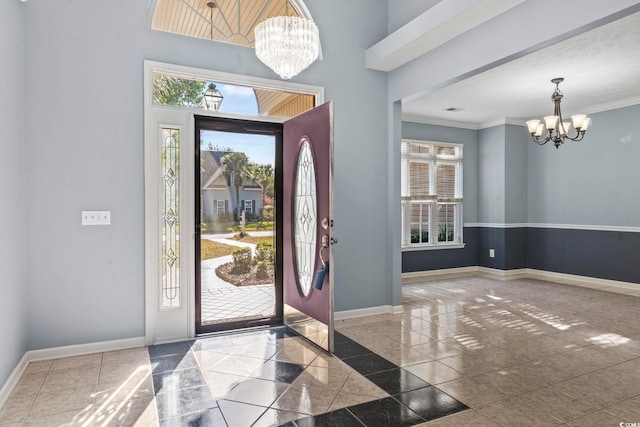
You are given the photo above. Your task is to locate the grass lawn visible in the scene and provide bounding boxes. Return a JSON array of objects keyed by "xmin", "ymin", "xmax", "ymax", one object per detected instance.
[
  {"xmin": 200, "ymin": 240, "xmax": 236, "ymax": 260},
  {"xmin": 232, "ymin": 235, "xmax": 274, "ymax": 244}
]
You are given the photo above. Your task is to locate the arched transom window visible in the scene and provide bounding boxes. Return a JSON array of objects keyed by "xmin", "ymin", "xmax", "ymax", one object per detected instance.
[{"xmin": 151, "ymin": 0, "xmax": 308, "ymax": 47}]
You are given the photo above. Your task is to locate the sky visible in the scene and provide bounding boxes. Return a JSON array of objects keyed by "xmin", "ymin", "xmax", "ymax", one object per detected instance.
[{"xmin": 200, "ymin": 82, "xmax": 274, "ymax": 166}]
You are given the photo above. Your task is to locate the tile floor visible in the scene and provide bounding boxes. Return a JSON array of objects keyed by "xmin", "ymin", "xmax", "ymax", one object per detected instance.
[{"xmin": 2, "ymin": 276, "xmax": 640, "ymax": 426}]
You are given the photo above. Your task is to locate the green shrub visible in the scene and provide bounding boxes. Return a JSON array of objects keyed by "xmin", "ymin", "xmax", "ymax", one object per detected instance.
[
  {"xmin": 438, "ymin": 227, "xmax": 454, "ymax": 242},
  {"xmin": 256, "ymin": 261, "xmax": 269, "ymax": 279},
  {"xmin": 255, "ymin": 241, "xmax": 274, "ymax": 263},
  {"xmin": 232, "ymin": 247, "xmax": 252, "ymax": 272}
]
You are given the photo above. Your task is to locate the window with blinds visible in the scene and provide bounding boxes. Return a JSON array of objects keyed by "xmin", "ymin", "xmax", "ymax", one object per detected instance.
[{"xmin": 401, "ymin": 140, "xmax": 463, "ymax": 247}]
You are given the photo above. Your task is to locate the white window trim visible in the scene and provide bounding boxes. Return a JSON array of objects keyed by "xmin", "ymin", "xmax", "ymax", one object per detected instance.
[{"xmin": 401, "ymin": 139, "xmax": 464, "ymax": 251}]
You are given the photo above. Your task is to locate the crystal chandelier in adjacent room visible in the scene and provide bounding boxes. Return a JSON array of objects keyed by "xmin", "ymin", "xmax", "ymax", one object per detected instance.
[
  {"xmin": 526, "ymin": 78, "xmax": 591, "ymax": 149},
  {"xmin": 254, "ymin": 7, "xmax": 320, "ymax": 80}
]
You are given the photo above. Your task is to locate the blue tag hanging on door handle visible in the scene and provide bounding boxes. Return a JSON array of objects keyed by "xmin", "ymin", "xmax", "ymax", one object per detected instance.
[{"xmin": 313, "ymin": 263, "xmax": 328, "ymax": 290}]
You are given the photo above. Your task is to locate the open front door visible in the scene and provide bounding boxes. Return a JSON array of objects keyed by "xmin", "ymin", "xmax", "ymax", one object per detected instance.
[{"xmin": 283, "ymin": 102, "xmax": 334, "ymax": 353}]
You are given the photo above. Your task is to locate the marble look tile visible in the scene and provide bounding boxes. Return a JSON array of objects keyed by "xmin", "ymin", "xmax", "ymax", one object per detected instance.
[
  {"xmin": 22, "ymin": 360, "xmax": 53, "ymax": 376},
  {"xmin": 340, "ymin": 353, "xmax": 396, "ymax": 376},
  {"xmin": 51, "ymin": 354, "xmax": 103, "ymax": 372},
  {"xmin": 295, "ymin": 408, "xmax": 364, "ymax": 427},
  {"xmin": 405, "ymin": 361, "xmax": 462, "ymax": 385},
  {"xmin": 272, "ymin": 383, "xmax": 337, "ymax": 416},
  {"xmin": 395, "ymin": 387, "xmax": 468, "ymax": 421},
  {"xmin": 217, "ymin": 400, "xmax": 268, "ymax": 427},
  {"xmin": 0, "ymin": 395, "xmax": 36, "ymax": 424},
  {"xmin": 347, "ymin": 396, "xmax": 425, "ymax": 427},
  {"xmin": 203, "ymin": 354, "xmax": 265, "ymax": 377},
  {"xmin": 476, "ymin": 397, "xmax": 563, "ymax": 427},
  {"xmin": 292, "ymin": 365, "xmax": 351, "ymax": 391},
  {"xmin": 148, "ymin": 341, "xmax": 194, "ymax": 359},
  {"xmin": 152, "ymin": 367, "xmax": 207, "ymax": 395},
  {"xmin": 40, "ymin": 365, "xmax": 100, "ymax": 394},
  {"xmin": 23, "ymin": 407, "xmax": 95, "ymax": 427},
  {"xmin": 150, "ymin": 352, "xmax": 199, "ymax": 375},
  {"xmin": 222, "ymin": 377, "xmax": 289, "ymax": 407},
  {"xmin": 340, "ymin": 371, "xmax": 388, "ymax": 398},
  {"xmin": 249, "ymin": 359, "xmax": 305, "ymax": 383},
  {"xmin": 419, "ymin": 408, "xmax": 501, "ymax": 426},
  {"xmin": 412, "ymin": 342, "xmax": 462, "ymax": 360},
  {"xmin": 436, "ymin": 377, "xmax": 506, "ymax": 407},
  {"xmin": 201, "ymin": 371, "xmax": 245, "ymax": 400},
  {"xmin": 101, "ymin": 347, "xmax": 149, "ymax": 364},
  {"xmin": 327, "ymin": 390, "xmax": 378, "ymax": 411},
  {"xmin": 365, "ymin": 368, "xmax": 431, "ymax": 395},
  {"xmin": 513, "ymin": 387, "xmax": 598, "ymax": 422},
  {"xmin": 154, "ymin": 385, "xmax": 217, "ymax": 420},
  {"xmin": 374, "ymin": 346, "xmax": 434, "ymax": 367},
  {"xmin": 470, "ymin": 369, "xmax": 542, "ymax": 396},
  {"xmin": 97, "ymin": 367, "xmax": 153, "ymax": 394},
  {"xmin": 95, "ymin": 373, "xmax": 154, "ymax": 404},
  {"xmin": 252, "ymin": 408, "xmax": 306, "ymax": 427},
  {"xmin": 159, "ymin": 408, "xmax": 226, "ymax": 427},
  {"xmin": 270, "ymin": 344, "xmax": 319, "ymax": 366},
  {"xmin": 9, "ymin": 371, "xmax": 46, "ymax": 398},
  {"xmin": 565, "ymin": 410, "xmax": 625, "ymax": 427},
  {"xmin": 604, "ymin": 395, "xmax": 640, "ymax": 419},
  {"xmin": 92, "ymin": 396, "xmax": 158, "ymax": 427},
  {"xmin": 29, "ymin": 388, "xmax": 95, "ymax": 419},
  {"xmin": 549, "ymin": 377, "xmax": 627, "ymax": 408}
]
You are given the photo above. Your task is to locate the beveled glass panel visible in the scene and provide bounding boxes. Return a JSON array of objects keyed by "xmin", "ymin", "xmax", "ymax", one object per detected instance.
[
  {"xmin": 161, "ymin": 127, "xmax": 180, "ymax": 309},
  {"xmin": 293, "ymin": 139, "xmax": 317, "ymax": 297}
]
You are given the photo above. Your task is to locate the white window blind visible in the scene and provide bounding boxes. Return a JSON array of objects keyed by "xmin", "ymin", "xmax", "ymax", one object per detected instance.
[{"xmin": 401, "ymin": 140, "xmax": 463, "ymax": 247}]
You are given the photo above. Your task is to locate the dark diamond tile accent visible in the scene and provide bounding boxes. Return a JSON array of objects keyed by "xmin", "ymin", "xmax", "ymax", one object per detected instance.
[
  {"xmin": 153, "ymin": 367, "xmax": 208, "ymax": 394},
  {"xmin": 334, "ymin": 331, "xmax": 354, "ymax": 344},
  {"xmin": 149, "ymin": 340, "xmax": 194, "ymax": 359},
  {"xmin": 295, "ymin": 408, "xmax": 364, "ymax": 427},
  {"xmin": 249, "ymin": 360, "xmax": 305, "ymax": 384},
  {"xmin": 151, "ymin": 352, "xmax": 199, "ymax": 375},
  {"xmin": 394, "ymin": 387, "xmax": 469, "ymax": 421},
  {"xmin": 341, "ymin": 353, "xmax": 396, "ymax": 376},
  {"xmin": 347, "ymin": 396, "xmax": 424, "ymax": 427},
  {"xmin": 159, "ymin": 408, "xmax": 226, "ymax": 427},
  {"xmin": 365, "ymin": 368, "xmax": 431, "ymax": 395},
  {"xmin": 155, "ymin": 385, "xmax": 218, "ymax": 420},
  {"xmin": 334, "ymin": 340, "xmax": 373, "ymax": 359}
]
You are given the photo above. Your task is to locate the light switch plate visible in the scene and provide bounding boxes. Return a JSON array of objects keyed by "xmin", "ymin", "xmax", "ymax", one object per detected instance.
[{"xmin": 82, "ymin": 210, "xmax": 111, "ymax": 225}]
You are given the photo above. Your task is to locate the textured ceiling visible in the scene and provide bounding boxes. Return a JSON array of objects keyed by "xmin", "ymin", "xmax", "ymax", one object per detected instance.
[{"xmin": 402, "ymin": 11, "xmax": 640, "ymax": 127}]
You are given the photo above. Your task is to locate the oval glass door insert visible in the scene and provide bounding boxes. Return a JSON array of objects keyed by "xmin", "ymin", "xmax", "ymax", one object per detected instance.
[{"xmin": 293, "ymin": 139, "xmax": 317, "ymax": 296}]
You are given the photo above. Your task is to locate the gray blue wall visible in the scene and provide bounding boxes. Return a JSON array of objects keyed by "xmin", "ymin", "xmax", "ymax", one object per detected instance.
[
  {"xmin": 21, "ymin": 0, "xmax": 389, "ymax": 350},
  {"xmin": 0, "ymin": 0, "xmax": 28, "ymax": 388},
  {"xmin": 403, "ymin": 107, "xmax": 640, "ymax": 285}
]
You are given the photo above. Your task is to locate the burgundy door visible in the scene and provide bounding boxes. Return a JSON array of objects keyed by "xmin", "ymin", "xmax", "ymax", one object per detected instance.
[{"xmin": 283, "ymin": 101, "xmax": 334, "ymax": 352}]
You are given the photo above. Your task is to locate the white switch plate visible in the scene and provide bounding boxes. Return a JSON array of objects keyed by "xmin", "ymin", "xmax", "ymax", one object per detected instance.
[
  {"xmin": 489, "ymin": 248, "xmax": 495, "ymax": 258},
  {"xmin": 82, "ymin": 210, "xmax": 111, "ymax": 225}
]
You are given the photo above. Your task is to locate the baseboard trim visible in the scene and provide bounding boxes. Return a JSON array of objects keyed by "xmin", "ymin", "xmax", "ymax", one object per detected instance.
[
  {"xmin": 402, "ymin": 266, "xmax": 479, "ymax": 280},
  {"xmin": 0, "ymin": 336, "xmax": 146, "ymax": 408},
  {"xmin": 0, "ymin": 353, "xmax": 29, "ymax": 409},
  {"xmin": 26, "ymin": 337, "xmax": 146, "ymax": 363},
  {"xmin": 526, "ymin": 269, "xmax": 640, "ymax": 295},
  {"xmin": 335, "ymin": 305, "xmax": 404, "ymax": 320},
  {"xmin": 403, "ymin": 267, "xmax": 639, "ymax": 295}
]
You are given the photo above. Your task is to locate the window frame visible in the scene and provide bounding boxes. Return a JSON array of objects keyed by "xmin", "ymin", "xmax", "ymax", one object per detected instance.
[{"xmin": 401, "ymin": 139, "xmax": 465, "ymax": 251}]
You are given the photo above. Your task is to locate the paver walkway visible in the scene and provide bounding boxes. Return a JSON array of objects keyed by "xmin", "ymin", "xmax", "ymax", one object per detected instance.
[{"xmin": 200, "ymin": 232, "xmax": 275, "ymax": 324}]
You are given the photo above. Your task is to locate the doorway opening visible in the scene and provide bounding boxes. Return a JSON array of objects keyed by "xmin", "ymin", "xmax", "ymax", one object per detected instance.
[{"xmin": 195, "ymin": 116, "xmax": 283, "ymax": 334}]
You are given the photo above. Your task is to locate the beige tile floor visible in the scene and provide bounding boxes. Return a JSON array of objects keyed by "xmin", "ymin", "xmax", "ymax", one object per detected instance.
[{"xmin": 2, "ymin": 275, "xmax": 640, "ymax": 426}]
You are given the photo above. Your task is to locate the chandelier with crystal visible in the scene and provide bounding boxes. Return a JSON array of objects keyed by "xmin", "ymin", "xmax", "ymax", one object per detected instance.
[
  {"xmin": 254, "ymin": 15, "xmax": 320, "ymax": 80},
  {"xmin": 526, "ymin": 78, "xmax": 591, "ymax": 149}
]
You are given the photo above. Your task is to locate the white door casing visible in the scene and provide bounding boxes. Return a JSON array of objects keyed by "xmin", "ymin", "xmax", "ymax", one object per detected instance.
[{"xmin": 143, "ymin": 61, "xmax": 323, "ymax": 344}]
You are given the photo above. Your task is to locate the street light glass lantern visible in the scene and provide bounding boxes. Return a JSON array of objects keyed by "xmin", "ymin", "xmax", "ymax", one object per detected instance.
[{"xmin": 203, "ymin": 83, "xmax": 223, "ymax": 111}]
